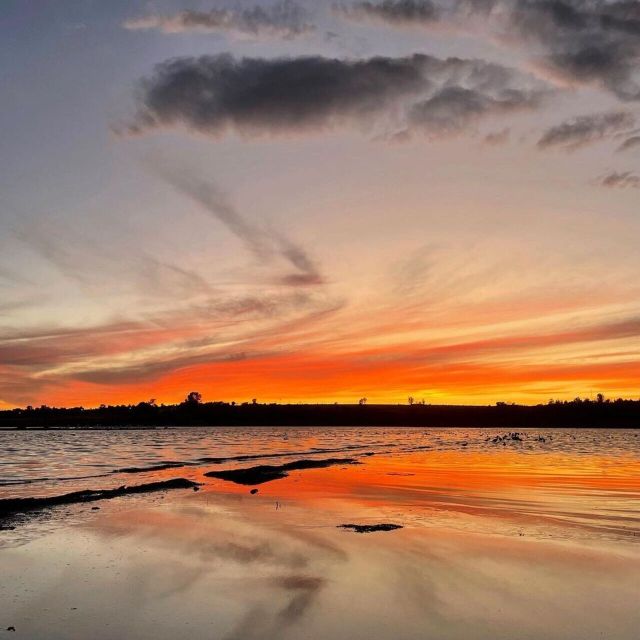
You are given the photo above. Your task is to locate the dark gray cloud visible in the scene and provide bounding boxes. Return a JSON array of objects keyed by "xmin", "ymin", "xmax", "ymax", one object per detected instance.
[
  {"xmin": 124, "ymin": 1, "xmax": 314, "ymax": 39},
  {"xmin": 336, "ymin": 0, "xmax": 439, "ymax": 25},
  {"xmin": 505, "ymin": 0, "xmax": 640, "ymax": 100},
  {"xmin": 537, "ymin": 111, "xmax": 635, "ymax": 150},
  {"xmin": 126, "ymin": 54, "xmax": 429, "ymax": 136},
  {"xmin": 336, "ymin": 0, "xmax": 640, "ymax": 100},
  {"xmin": 597, "ymin": 170, "xmax": 640, "ymax": 188},
  {"xmin": 125, "ymin": 53, "xmax": 547, "ymax": 140}
]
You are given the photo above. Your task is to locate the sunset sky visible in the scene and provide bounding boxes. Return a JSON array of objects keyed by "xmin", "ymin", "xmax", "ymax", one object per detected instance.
[{"xmin": 1, "ymin": 0, "xmax": 640, "ymax": 408}]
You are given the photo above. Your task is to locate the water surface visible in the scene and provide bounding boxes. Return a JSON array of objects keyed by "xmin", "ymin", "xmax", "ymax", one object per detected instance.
[{"xmin": 1, "ymin": 427, "xmax": 639, "ymax": 639}]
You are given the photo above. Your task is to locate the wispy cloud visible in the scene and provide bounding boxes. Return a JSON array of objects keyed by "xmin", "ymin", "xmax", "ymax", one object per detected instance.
[
  {"xmin": 52, "ymin": 311, "xmax": 640, "ymax": 404},
  {"xmin": 14, "ymin": 222, "xmax": 213, "ymax": 299},
  {"xmin": 617, "ymin": 135, "xmax": 640, "ymax": 152},
  {"xmin": 483, "ymin": 128, "xmax": 510, "ymax": 145},
  {"xmin": 148, "ymin": 159, "xmax": 324, "ymax": 287},
  {"xmin": 408, "ymin": 82, "xmax": 542, "ymax": 137},
  {"xmin": 537, "ymin": 111, "xmax": 635, "ymax": 151},
  {"xmin": 597, "ymin": 170, "xmax": 640, "ymax": 189},
  {"xmin": 4, "ymin": 263, "xmax": 640, "ymax": 405},
  {"xmin": 0, "ymin": 290, "xmax": 343, "ymax": 400},
  {"xmin": 335, "ymin": 0, "xmax": 440, "ymax": 26},
  {"xmin": 123, "ymin": 1, "xmax": 314, "ymax": 39}
]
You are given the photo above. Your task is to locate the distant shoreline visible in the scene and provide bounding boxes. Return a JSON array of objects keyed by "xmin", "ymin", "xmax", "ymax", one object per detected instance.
[{"xmin": 2, "ymin": 399, "xmax": 639, "ymax": 429}]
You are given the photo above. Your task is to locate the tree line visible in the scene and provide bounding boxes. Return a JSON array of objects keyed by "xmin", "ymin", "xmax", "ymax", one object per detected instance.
[{"xmin": 1, "ymin": 392, "xmax": 639, "ymax": 429}]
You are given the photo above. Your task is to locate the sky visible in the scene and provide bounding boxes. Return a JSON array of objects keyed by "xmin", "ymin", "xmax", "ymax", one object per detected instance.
[{"xmin": 1, "ymin": 0, "xmax": 640, "ymax": 408}]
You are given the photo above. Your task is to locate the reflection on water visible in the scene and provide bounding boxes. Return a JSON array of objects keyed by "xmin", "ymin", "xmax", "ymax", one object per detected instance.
[
  {"xmin": 1, "ymin": 488, "xmax": 639, "ymax": 640},
  {"xmin": 2, "ymin": 426, "xmax": 639, "ymax": 489},
  {"xmin": 1, "ymin": 427, "xmax": 640, "ymax": 543},
  {"xmin": 1, "ymin": 427, "xmax": 639, "ymax": 638}
]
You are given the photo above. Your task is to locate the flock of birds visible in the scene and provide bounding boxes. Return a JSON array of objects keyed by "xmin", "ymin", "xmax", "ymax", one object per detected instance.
[
  {"xmin": 488, "ymin": 432, "xmax": 550, "ymax": 445},
  {"xmin": 454, "ymin": 431, "xmax": 552, "ymax": 449}
]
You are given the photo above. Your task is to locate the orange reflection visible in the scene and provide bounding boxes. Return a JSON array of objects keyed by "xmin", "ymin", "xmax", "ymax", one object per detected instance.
[{"xmin": 199, "ymin": 450, "xmax": 640, "ymax": 540}]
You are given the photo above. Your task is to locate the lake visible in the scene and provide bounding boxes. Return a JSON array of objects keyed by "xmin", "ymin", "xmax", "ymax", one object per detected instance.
[{"xmin": 1, "ymin": 426, "xmax": 639, "ymax": 639}]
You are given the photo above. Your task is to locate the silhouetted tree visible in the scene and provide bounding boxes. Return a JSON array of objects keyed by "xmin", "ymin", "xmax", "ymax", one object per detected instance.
[{"xmin": 185, "ymin": 391, "xmax": 202, "ymax": 405}]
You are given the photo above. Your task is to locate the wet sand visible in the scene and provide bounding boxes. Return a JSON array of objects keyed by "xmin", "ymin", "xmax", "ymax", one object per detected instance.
[{"xmin": 1, "ymin": 440, "xmax": 640, "ymax": 640}]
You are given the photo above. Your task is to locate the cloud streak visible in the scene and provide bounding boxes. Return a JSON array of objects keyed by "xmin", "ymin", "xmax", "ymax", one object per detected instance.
[
  {"xmin": 149, "ymin": 160, "xmax": 324, "ymax": 286},
  {"xmin": 409, "ymin": 83, "xmax": 542, "ymax": 136},
  {"xmin": 25, "ymin": 308, "xmax": 640, "ymax": 407},
  {"xmin": 597, "ymin": 171, "xmax": 640, "ymax": 189},
  {"xmin": 0, "ymin": 289, "xmax": 343, "ymax": 403},
  {"xmin": 336, "ymin": 0, "xmax": 440, "ymax": 26},
  {"xmin": 617, "ymin": 135, "xmax": 640, "ymax": 152},
  {"xmin": 14, "ymin": 223, "xmax": 213, "ymax": 299},
  {"xmin": 537, "ymin": 111, "xmax": 636, "ymax": 150},
  {"xmin": 123, "ymin": 1, "xmax": 314, "ymax": 39}
]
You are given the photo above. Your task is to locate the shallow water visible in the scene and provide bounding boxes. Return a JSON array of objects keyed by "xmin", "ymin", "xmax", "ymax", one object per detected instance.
[
  {"xmin": 1, "ymin": 475, "xmax": 639, "ymax": 640},
  {"xmin": 1, "ymin": 427, "xmax": 640, "ymax": 541},
  {"xmin": 1, "ymin": 427, "xmax": 639, "ymax": 639},
  {"xmin": 2, "ymin": 426, "xmax": 639, "ymax": 488}
]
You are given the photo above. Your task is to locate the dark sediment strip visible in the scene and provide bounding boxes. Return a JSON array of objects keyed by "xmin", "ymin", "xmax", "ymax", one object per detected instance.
[
  {"xmin": 199, "ymin": 447, "xmax": 358, "ymax": 465},
  {"xmin": 2, "ymin": 447, "xmax": 380, "ymax": 494},
  {"xmin": 115, "ymin": 461, "xmax": 187, "ymax": 473},
  {"xmin": 0, "ymin": 478, "xmax": 200, "ymax": 520},
  {"xmin": 1, "ymin": 471, "xmax": 116, "ymax": 488},
  {"xmin": 116, "ymin": 445, "xmax": 374, "ymax": 474},
  {"xmin": 205, "ymin": 458, "xmax": 359, "ymax": 485},
  {"xmin": 338, "ymin": 523, "xmax": 403, "ymax": 533}
]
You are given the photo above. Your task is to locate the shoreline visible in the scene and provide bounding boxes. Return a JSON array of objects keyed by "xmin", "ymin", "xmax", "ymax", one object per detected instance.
[{"xmin": 3, "ymin": 400, "xmax": 640, "ymax": 430}]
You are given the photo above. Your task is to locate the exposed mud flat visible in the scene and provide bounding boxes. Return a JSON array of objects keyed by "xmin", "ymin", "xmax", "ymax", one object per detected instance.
[
  {"xmin": 0, "ymin": 478, "xmax": 200, "ymax": 522},
  {"xmin": 205, "ymin": 458, "xmax": 359, "ymax": 485},
  {"xmin": 338, "ymin": 523, "xmax": 403, "ymax": 533}
]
